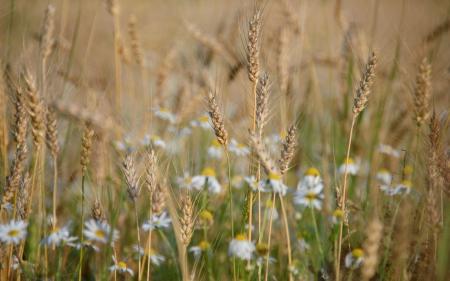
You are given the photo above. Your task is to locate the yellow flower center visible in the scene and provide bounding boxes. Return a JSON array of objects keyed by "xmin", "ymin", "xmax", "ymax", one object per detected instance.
[
  {"xmin": 378, "ymin": 168, "xmax": 389, "ymax": 174},
  {"xmin": 235, "ymin": 234, "xmax": 246, "ymax": 241},
  {"xmin": 95, "ymin": 229, "xmax": 106, "ymax": 239},
  {"xmin": 256, "ymin": 243, "xmax": 269, "ymax": 255},
  {"xmin": 265, "ymin": 199, "xmax": 274, "ymax": 208},
  {"xmin": 159, "ymin": 108, "xmax": 170, "ymax": 113},
  {"xmin": 201, "ymin": 167, "xmax": 216, "ymax": 177},
  {"xmin": 51, "ymin": 227, "xmax": 60, "ymax": 234},
  {"xmin": 211, "ymin": 139, "xmax": 221, "ymax": 147},
  {"xmin": 118, "ymin": 261, "xmax": 127, "ymax": 269},
  {"xmin": 151, "ymin": 135, "xmax": 161, "ymax": 141},
  {"xmin": 198, "ymin": 116, "xmax": 209, "ymax": 122},
  {"xmin": 199, "ymin": 240, "xmax": 210, "ymax": 250},
  {"xmin": 403, "ymin": 165, "xmax": 413, "ymax": 175},
  {"xmin": 199, "ymin": 210, "xmax": 213, "ymax": 222},
  {"xmin": 333, "ymin": 209, "xmax": 344, "ymax": 218},
  {"xmin": 268, "ymin": 172, "xmax": 281, "ymax": 181},
  {"xmin": 183, "ymin": 177, "xmax": 192, "ymax": 185},
  {"xmin": 345, "ymin": 158, "xmax": 354, "ymax": 164},
  {"xmin": 7, "ymin": 229, "xmax": 20, "ymax": 237},
  {"xmin": 305, "ymin": 167, "xmax": 320, "ymax": 177},
  {"xmin": 352, "ymin": 248, "xmax": 364, "ymax": 258},
  {"xmin": 401, "ymin": 180, "xmax": 412, "ymax": 188},
  {"xmin": 305, "ymin": 191, "xmax": 317, "ymax": 200}
]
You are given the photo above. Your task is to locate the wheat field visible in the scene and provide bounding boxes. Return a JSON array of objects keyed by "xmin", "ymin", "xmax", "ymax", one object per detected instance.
[{"xmin": 0, "ymin": 0, "xmax": 449, "ymax": 280}]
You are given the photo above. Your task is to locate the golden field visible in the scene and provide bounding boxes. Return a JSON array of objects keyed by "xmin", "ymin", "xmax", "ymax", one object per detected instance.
[{"xmin": 0, "ymin": 0, "xmax": 449, "ymax": 280}]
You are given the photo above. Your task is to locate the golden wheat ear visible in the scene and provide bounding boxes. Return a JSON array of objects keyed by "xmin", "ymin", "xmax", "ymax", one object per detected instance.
[
  {"xmin": 352, "ymin": 52, "xmax": 377, "ymax": 117},
  {"xmin": 208, "ymin": 91, "xmax": 228, "ymax": 146}
]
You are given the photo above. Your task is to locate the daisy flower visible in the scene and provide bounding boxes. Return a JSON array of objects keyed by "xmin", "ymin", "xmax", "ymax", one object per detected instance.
[
  {"xmin": 293, "ymin": 184, "xmax": 324, "ymax": 210},
  {"xmin": 258, "ymin": 172, "xmax": 289, "ymax": 196},
  {"xmin": 228, "ymin": 234, "xmax": 255, "ymax": 261},
  {"xmin": 345, "ymin": 248, "xmax": 364, "ymax": 269},
  {"xmin": 149, "ymin": 251, "xmax": 165, "ymax": 266},
  {"xmin": 142, "ymin": 211, "xmax": 172, "ymax": 231},
  {"xmin": 83, "ymin": 219, "xmax": 119, "ymax": 244},
  {"xmin": 0, "ymin": 220, "xmax": 28, "ymax": 245},
  {"xmin": 67, "ymin": 241, "xmax": 100, "ymax": 252},
  {"xmin": 154, "ymin": 107, "xmax": 177, "ymax": 124},
  {"xmin": 109, "ymin": 256, "xmax": 134, "ymax": 276},
  {"xmin": 198, "ymin": 210, "xmax": 214, "ymax": 227},
  {"xmin": 376, "ymin": 168, "xmax": 392, "ymax": 185},
  {"xmin": 338, "ymin": 158, "xmax": 359, "ymax": 175},
  {"xmin": 142, "ymin": 134, "xmax": 166, "ymax": 149},
  {"xmin": 42, "ymin": 225, "xmax": 78, "ymax": 246},
  {"xmin": 178, "ymin": 127, "xmax": 192, "ymax": 137},
  {"xmin": 244, "ymin": 176, "xmax": 261, "ymax": 192},
  {"xmin": 378, "ymin": 144, "xmax": 400, "ymax": 158},
  {"xmin": 132, "ymin": 245, "xmax": 165, "ymax": 266},
  {"xmin": 191, "ymin": 167, "xmax": 222, "ymax": 194},
  {"xmin": 231, "ymin": 175, "xmax": 244, "ymax": 189},
  {"xmin": 114, "ymin": 135, "xmax": 134, "ymax": 153},
  {"xmin": 207, "ymin": 139, "xmax": 223, "ymax": 159},
  {"xmin": 379, "ymin": 184, "xmax": 398, "ymax": 196},
  {"xmin": 229, "ymin": 139, "xmax": 250, "ymax": 157},
  {"xmin": 297, "ymin": 167, "xmax": 323, "ymax": 191},
  {"xmin": 264, "ymin": 199, "xmax": 279, "ymax": 220},
  {"xmin": 176, "ymin": 173, "xmax": 194, "ymax": 190},
  {"xmin": 254, "ymin": 242, "xmax": 276, "ymax": 266},
  {"xmin": 189, "ymin": 240, "xmax": 211, "ymax": 259},
  {"xmin": 330, "ymin": 209, "xmax": 345, "ymax": 225},
  {"xmin": 394, "ymin": 180, "xmax": 412, "ymax": 195},
  {"xmin": 403, "ymin": 165, "xmax": 413, "ymax": 178},
  {"xmin": 190, "ymin": 115, "xmax": 210, "ymax": 130}
]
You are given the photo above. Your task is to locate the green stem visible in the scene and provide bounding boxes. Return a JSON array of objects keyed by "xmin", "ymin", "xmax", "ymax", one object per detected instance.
[
  {"xmin": 311, "ymin": 206, "xmax": 324, "ymax": 259},
  {"xmin": 78, "ymin": 174, "xmax": 85, "ymax": 281}
]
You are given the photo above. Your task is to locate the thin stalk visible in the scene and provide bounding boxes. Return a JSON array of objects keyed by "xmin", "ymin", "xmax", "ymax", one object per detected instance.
[
  {"xmin": 336, "ymin": 115, "xmax": 356, "ymax": 281},
  {"xmin": 311, "ymin": 206, "xmax": 324, "ymax": 259},
  {"xmin": 225, "ymin": 149, "xmax": 237, "ymax": 281},
  {"xmin": 379, "ymin": 198, "xmax": 403, "ymax": 280},
  {"xmin": 144, "ymin": 208, "xmax": 153, "ymax": 281},
  {"xmin": 52, "ymin": 156, "xmax": 58, "ymax": 231},
  {"xmin": 249, "ymin": 79, "xmax": 258, "ymax": 243},
  {"xmin": 112, "ymin": 12, "xmax": 122, "ymax": 113},
  {"xmin": 264, "ymin": 193, "xmax": 276, "ymax": 281},
  {"xmin": 134, "ymin": 204, "xmax": 142, "ymax": 281},
  {"xmin": 78, "ymin": 174, "xmax": 86, "ymax": 281},
  {"xmin": 278, "ymin": 194, "xmax": 293, "ymax": 281}
]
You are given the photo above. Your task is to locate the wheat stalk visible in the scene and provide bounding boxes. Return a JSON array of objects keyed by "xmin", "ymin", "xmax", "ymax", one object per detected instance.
[{"xmin": 336, "ymin": 51, "xmax": 377, "ymax": 281}]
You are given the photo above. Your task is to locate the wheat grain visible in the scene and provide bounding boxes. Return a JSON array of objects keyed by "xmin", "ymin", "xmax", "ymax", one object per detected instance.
[
  {"xmin": 352, "ymin": 52, "xmax": 377, "ymax": 116},
  {"xmin": 208, "ymin": 91, "xmax": 228, "ymax": 146},
  {"xmin": 123, "ymin": 154, "xmax": 140, "ymax": 201},
  {"xmin": 278, "ymin": 124, "xmax": 296, "ymax": 175}
]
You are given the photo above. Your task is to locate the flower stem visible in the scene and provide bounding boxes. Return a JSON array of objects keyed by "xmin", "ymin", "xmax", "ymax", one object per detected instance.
[
  {"xmin": 311, "ymin": 206, "xmax": 324, "ymax": 259},
  {"xmin": 336, "ymin": 115, "xmax": 356, "ymax": 280}
]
